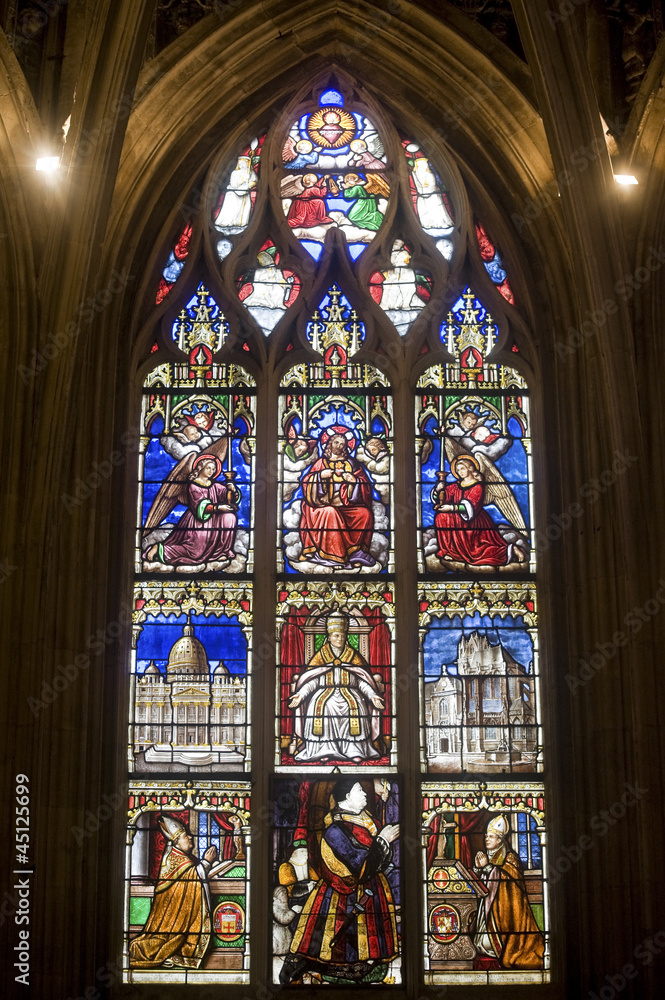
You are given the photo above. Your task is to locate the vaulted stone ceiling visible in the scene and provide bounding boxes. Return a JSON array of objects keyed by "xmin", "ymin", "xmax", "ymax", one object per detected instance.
[{"xmin": 4, "ymin": 0, "xmax": 663, "ymax": 144}]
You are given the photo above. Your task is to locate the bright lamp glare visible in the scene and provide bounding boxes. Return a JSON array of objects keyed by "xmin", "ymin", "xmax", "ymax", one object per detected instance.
[
  {"xmin": 614, "ymin": 174, "xmax": 638, "ymax": 186},
  {"xmin": 36, "ymin": 156, "xmax": 60, "ymax": 172}
]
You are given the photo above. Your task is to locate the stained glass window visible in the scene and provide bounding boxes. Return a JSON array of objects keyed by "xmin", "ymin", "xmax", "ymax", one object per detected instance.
[
  {"xmin": 475, "ymin": 221, "xmax": 515, "ymax": 304},
  {"xmin": 402, "ymin": 134, "xmax": 456, "ymax": 258},
  {"xmin": 419, "ymin": 582, "xmax": 541, "ymax": 773},
  {"xmin": 368, "ymin": 240, "xmax": 433, "ymax": 336},
  {"xmin": 416, "ymin": 277, "xmax": 547, "ymax": 981},
  {"xmin": 129, "ymin": 73, "xmax": 549, "ymax": 988},
  {"xmin": 156, "ymin": 221, "xmax": 192, "ymax": 304},
  {"xmin": 421, "ymin": 782, "xmax": 547, "ymax": 983},
  {"xmin": 126, "ymin": 281, "xmax": 255, "ymax": 980},
  {"xmin": 417, "ymin": 288, "xmax": 532, "ymax": 575},
  {"xmin": 278, "ymin": 285, "xmax": 392, "ymax": 575},
  {"xmin": 282, "ymin": 90, "xmax": 389, "ymax": 260},
  {"xmin": 125, "ymin": 782, "xmax": 251, "ymax": 982},
  {"xmin": 213, "ymin": 133, "xmax": 265, "ymax": 258},
  {"xmin": 236, "ymin": 239, "xmax": 301, "ymax": 336},
  {"xmin": 276, "ymin": 582, "xmax": 396, "ymax": 770},
  {"xmin": 273, "ymin": 777, "xmax": 401, "ymax": 985}
]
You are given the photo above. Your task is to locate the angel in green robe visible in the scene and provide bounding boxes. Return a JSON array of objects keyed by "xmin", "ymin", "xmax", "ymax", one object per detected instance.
[{"xmin": 340, "ymin": 172, "xmax": 390, "ymax": 232}]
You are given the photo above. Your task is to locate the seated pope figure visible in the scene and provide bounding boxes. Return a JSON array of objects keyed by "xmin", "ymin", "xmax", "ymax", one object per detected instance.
[{"xmin": 288, "ymin": 613, "xmax": 385, "ymax": 763}]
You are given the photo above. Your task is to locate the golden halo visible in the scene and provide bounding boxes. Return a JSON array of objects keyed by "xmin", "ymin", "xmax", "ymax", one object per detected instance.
[
  {"xmin": 306, "ymin": 107, "xmax": 357, "ymax": 149},
  {"xmin": 451, "ymin": 453, "xmax": 480, "ymax": 476}
]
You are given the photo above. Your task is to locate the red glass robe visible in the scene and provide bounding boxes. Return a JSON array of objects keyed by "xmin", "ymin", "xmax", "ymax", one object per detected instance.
[
  {"xmin": 300, "ymin": 457, "xmax": 374, "ymax": 565},
  {"xmin": 287, "ymin": 182, "xmax": 332, "ymax": 228},
  {"xmin": 434, "ymin": 480, "xmax": 508, "ymax": 566}
]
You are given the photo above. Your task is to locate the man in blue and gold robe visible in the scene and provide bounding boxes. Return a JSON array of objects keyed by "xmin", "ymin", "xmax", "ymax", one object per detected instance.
[{"xmin": 281, "ymin": 778, "xmax": 399, "ymax": 984}]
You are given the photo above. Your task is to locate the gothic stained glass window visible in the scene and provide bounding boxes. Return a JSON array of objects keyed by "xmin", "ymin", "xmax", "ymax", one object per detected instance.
[
  {"xmin": 128, "ymin": 72, "xmax": 550, "ymax": 988},
  {"xmin": 418, "ymin": 582, "xmax": 541, "ymax": 774},
  {"xmin": 278, "ymin": 285, "xmax": 393, "ymax": 575},
  {"xmin": 272, "ymin": 777, "xmax": 401, "ymax": 986},
  {"xmin": 156, "ymin": 221, "xmax": 192, "ymax": 305},
  {"xmin": 236, "ymin": 239, "xmax": 301, "ymax": 336},
  {"xmin": 416, "ymin": 288, "xmax": 532, "ymax": 576},
  {"xmin": 139, "ymin": 295, "xmax": 255, "ymax": 575},
  {"xmin": 125, "ymin": 280, "xmax": 255, "ymax": 981},
  {"xmin": 475, "ymin": 221, "xmax": 515, "ymax": 305},
  {"xmin": 125, "ymin": 782, "xmax": 251, "ymax": 983},
  {"xmin": 401, "ymin": 134, "xmax": 456, "ymax": 259},
  {"xmin": 129, "ymin": 582, "xmax": 252, "ymax": 772},
  {"xmin": 416, "ymin": 277, "xmax": 547, "ymax": 981},
  {"xmin": 281, "ymin": 89, "xmax": 390, "ymax": 260},
  {"xmin": 421, "ymin": 783, "xmax": 548, "ymax": 984},
  {"xmin": 368, "ymin": 240, "xmax": 433, "ymax": 337},
  {"xmin": 213, "ymin": 133, "xmax": 266, "ymax": 258},
  {"xmin": 276, "ymin": 582, "xmax": 396, "ymax": 770}
]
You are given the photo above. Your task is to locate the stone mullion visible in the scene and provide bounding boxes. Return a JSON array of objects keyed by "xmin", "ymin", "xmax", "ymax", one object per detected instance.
[
  {"xmin": 249, "ymin": 363, "xmax": 279, "ymax": 994},
  {"xmin": 392, "ymin": 373, "xmax": 423, "ymax": 997},
  {"xmin": 512, "ymin": 5, "xmax": 648, "ymax": 995}
]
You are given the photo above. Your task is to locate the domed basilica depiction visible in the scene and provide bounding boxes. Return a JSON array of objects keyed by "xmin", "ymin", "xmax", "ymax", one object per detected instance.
[{"xmin": 133, "ymin": 616, "xmax": 246, "ymax": 769}]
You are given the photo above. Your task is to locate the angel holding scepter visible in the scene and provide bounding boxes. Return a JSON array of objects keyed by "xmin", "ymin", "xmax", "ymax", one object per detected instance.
[
  {"xmin": 143, "ymin": 448, "xmax": 239, "ymax": 569},
  {"xmin": 432, "ymin": 453, "xmax": 527, "ymax": 567}
]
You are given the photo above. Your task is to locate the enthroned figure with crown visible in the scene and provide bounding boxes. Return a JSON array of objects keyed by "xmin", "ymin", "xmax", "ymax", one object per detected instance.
[
  {"xmin": 472, "ymin": 814, "xmax": 544, "ymax": 971},
  {"xmin": 129, "ymin": 815, "xmax": 218, "ymax": 969}
]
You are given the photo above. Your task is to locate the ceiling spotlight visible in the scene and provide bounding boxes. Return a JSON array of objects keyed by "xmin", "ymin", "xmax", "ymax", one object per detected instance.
[
  {"xmin": 36, "ymin": 156, "xmax": 60, "ymax": 172},
  {"xmin": 614, "ymin": 174, "xmax": 638, "ymax": 186}
]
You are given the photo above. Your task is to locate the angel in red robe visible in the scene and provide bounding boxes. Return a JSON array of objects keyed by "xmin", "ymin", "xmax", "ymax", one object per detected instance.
[
  {"xmin": 286, "ymin": 173, "xmax": 333, "ymax": 229},
  {"xmin": 299, "ymin": 433, "xmax": 374, "ymax": 567},
  {"xmin": 432, "ymin": 454, "xmax": 513, "ymax": 566}
]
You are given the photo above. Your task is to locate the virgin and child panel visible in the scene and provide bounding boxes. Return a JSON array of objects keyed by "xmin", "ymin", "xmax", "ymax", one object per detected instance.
[
  {"xmin": 421, "ymin": 782, "xmax": 548, "ymax": 983},
  {"xmin": 419, "ymin": 583, "xmax": 541, "ymax": 774},
  {"xmin": 139, "ymin": 384, "xmax": 255, "ymax": 575},
  {"xmin": 281, "ymin": 89, "xmax": 390, "ymax": 260},
  {"xmin": 279, "ymin": 286, "xmax": 393, "ymax": 574},
  {"xmin": 272, "ymin": 776, "xmax": 401, "ymax": 985},
  {"xmin": 125, "ymin": 781, "xmax": 250, "ymax": 983},
  {"xmin": 417, "ymin": 391, "xmax": 532, "ymax": 575},
  {"xmin": 276, "ymin": 584, "xmax": 396, "ymax": 769},
  {"xmin": 279, "ymin": 408, "xmax": 392, "ymax": 574},
  {"xmin": 129, "ymin": 581, "xmax": 252, "ymax": 772}
]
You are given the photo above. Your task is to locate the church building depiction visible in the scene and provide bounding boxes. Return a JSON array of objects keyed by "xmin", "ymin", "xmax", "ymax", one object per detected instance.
[
  {"xmin": 133, "ymin": 616, "xmax": 246, "ymax": 769},
  {"xmin": 2, "ymin": 2, "xmax": 665, "ymax": 998},
  {"xmin": 424, "ymin": 630, "xmax": 537, "ymax": 766}
]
